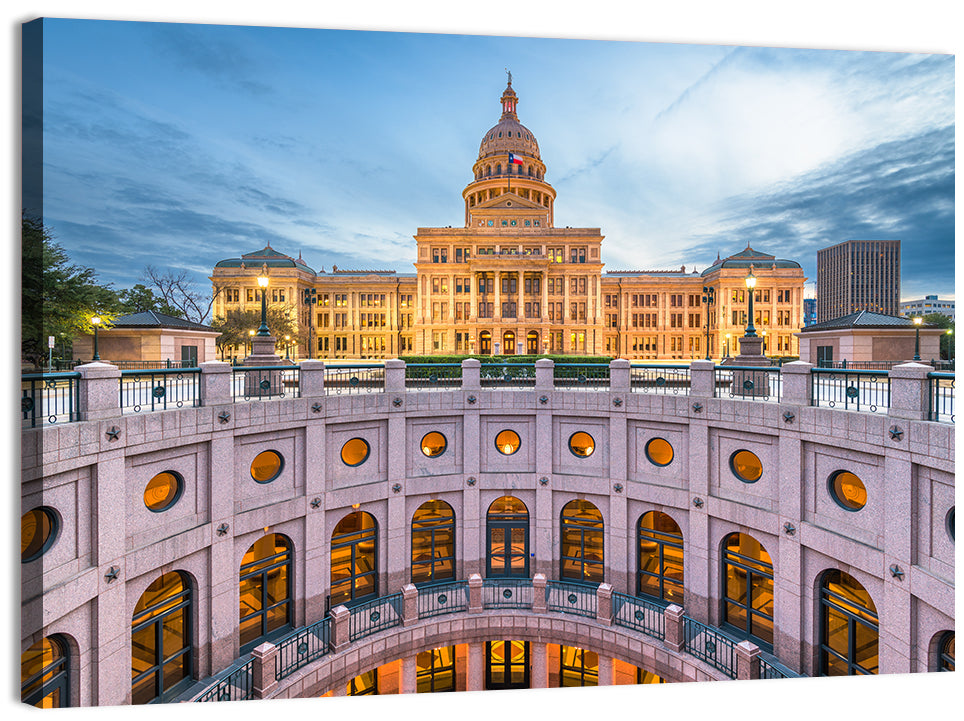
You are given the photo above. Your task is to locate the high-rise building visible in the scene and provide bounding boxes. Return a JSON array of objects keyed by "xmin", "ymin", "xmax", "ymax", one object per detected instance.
[
  {"xmin": 816, "ymin": 239, "xmax": 900, "ymax": 323},
  {"xmin": 900, "ymin": 294, "xmax": 955, "ymax": 321}
]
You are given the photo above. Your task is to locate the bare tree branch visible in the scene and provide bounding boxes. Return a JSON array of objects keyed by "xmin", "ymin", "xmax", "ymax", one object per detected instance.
[{"xmin": 142, "ymin": 265, "xmax": 226, "ymax": 324}]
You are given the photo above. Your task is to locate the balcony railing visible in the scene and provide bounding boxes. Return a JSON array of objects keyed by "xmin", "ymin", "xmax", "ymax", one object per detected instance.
[
  {"xmin": 231, "ymin": 366, "xmax": 300, "ymax": 402},
  {"xmin": 348, "ymin": 592, "xmax": 403, "ymax": 642},
  {"xmin": 405, "ymin": 363, "xmax": 462, "ymax": 391},
  {"xmin": 553, "ymin": 363, "xmax": 610, "ymax": 390},
  {"xmin": 194, "ymin": 658, "xmax": 254, "ymax": 702},
  {"xmin": 612, "ymin": 592, "xmax": 665, "ymax": 641},
  {"xmin": 21, "ymin": 373, "xmax": 80, "ymax": 428},
  {"xmin": 275, "ymin": 617, "xmax": 331, "ymax": 681},
  {"xmin": 416, "ymin": 580, "xmax": 469, "ymax": 618},
  {"xmin": 546, "ymin": 580, "xmax": 597, "ymax": 619},
  {"xmin": 714, "ymin": 365, "xmax": 781, "ymax": 402},
  {"xmin": 928, "ymin": 372, "xmax": 954, "ymax": 423},
  {"xmin": 481, "ymin": 577, "xmax": 533, "ymax": 609},
  {"xmin": 630, "ymin": 364, "xmax": 691, "ymax": 395},
  {"xmin": 479, "ymin": 363, "xmax": 537, "ymax": 388},
  {"xmin": 682, "ymin": 617, "xmax": 738, "ymax": 679},
  {"xmin": 120, "ymin": 368, "xmax": 201, "ymax": 413},
  {"xmin": 810, "ymin": 368, "xmax": 890, "ymax": 413},
  {"xmin": 323, "ymin": 364, "xmax": 385, "ymax": 395}
]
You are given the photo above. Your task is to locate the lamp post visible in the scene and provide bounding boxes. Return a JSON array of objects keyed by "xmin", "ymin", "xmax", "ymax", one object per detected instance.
[
  {"xmin": 913, "ymin": 316, "xmax": 922, "ymax": 361},
  {"xmin": 946, "ymin": 328, "xmax": 954, "ymax": 362},
  {"xmin": 725, "ymin": 333, "xmax": 731, "ymax": 358},
  {"xmin": 702, "ymin": 286, "xmax": 715, "ymax": 360},
  {"xmin": 284, "ymin": 335, "xmax": 291, "ymax": 360},
  {"xmin": 303, "ymin": 288, "xmax": 317, "ymax": 360},
  {"xmin": 91, "ymin": 316, "xmax": 101, "ymax": 361},
  {"xmin": 744, "ymin": 266, "xmax": 758, "ymax": 338},
  {"xmin": 256, "ymin": 266, "xmax": 270, "ymax": 336},
  {"xmin": 761, "ymin": 329, "xmax": 767, "ymax": 356},
  {"xmin": 248, "ymin": 329, "xmax": 255, "ymax": 356},
  {"xmin": 543, "ymin": 332, "xmax": 549, "ymax": 356}
]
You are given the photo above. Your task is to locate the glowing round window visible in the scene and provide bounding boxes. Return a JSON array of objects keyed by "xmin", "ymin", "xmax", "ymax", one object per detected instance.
[
  {"xmin": 828, "ymin": 471, "xmax": 867, "ymax": 511},
  {"xmin": 645, "ymin": 438, "xmax": 674, "ymax": 466},
  {"xmin": 729, "ymin": 450, "xmax": 763, "ymax": 483},
  {"xmin": 421, "ymin": 431, "xmax": 447, "ymax": 458},
  {"xmin": 568, "ymin": 432, "xmax": 595, "ymax": 458},
  {"xmin": 341, "ymin": 438, "xmax": 371, "ymax": 466},
  {"xmin": 144, "ymin": 471, "xmax": 183, "ymax": 512},
  {"xmin": 250, "ymin": 450, "xmax": 284, "ymax": 483},
  {"xmin": 495, "ymin": 430, "xmax": 521, "ymax": 456},
  {"xmin": 22, "ymin": 507, "xmax": 58, "ymax": 562}
]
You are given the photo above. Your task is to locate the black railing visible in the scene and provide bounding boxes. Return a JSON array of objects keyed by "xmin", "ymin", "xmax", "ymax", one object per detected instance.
[
  {"xmin": 810, "ymin": 368, "xmax": 890, "ymax": 413},
  {"xmin": 416, "ymin": 580, "xmax": 469, "ymax": 618},
  {"xmin": 194, "ymin": 658, "xmax": 254, "ymax": 702},
  {"xmin": 928, "ymin": 372, "xmax": 954, "ymax": 423},
  {"xmin": 715, "ymin": 365, "xmax": 781, "ymax": 402},
  {"xmin": 682, "ymin": 617, "xmax": 737, "ymax": 678},
  {"xmin": 120, "ymin": 368, "xmax": 201, "ymax": 413},
  {"xmin": 553, "ymin": 363, "xmax": 610, "ymax": 390},
  {"xmin": 630, "ymin": 364, "xmax": 691, "ymax": 395},
  {"xmin": 231, "ymin": 366, "xmax": 300, "ymax": 402},
  {"xmin": 324, "ymin": 364, "xmax": 385, "ymax": 395},
  {"xmin": 546, "ymin": 580, "xmax": 597, "ymax": 619},
  {"xmin": 759, "ymin": 653, "xmax": 798, "ymax": 680},
  {"xmin": 348, "ymin": 593, "xmax": 403, "ymax": 642},
  {"xmin": 21, "ymin": 373, "xmax": 81, "ymax": 428},
  {"xmin": 481, "ymin": 578, "xmax": 533, "ymax": 609},
  {"xmin": 612, "ymin": 592, "xmax": 665, "ymax": 640},
  {"xmin": 405, "ymin": 363, "xmax": 462, "ymax": 391},
  {"xmin": 479, "ymin": 363, "xmax": 537, "ymax": 388},
  {"xmin": 275, "ymin": 616, "xmax": 331, "ymax": 681}
]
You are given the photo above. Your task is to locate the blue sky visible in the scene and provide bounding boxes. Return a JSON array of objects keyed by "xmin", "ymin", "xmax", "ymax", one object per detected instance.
[{"xmin": 34, "ymin": 16, "xmax": 955, "ymax": 302}]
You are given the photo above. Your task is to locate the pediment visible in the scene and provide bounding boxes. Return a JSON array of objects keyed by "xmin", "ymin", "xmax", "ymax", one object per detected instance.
[{"xmin": 476, "ymin": 192, "xmax": 544, "ymax": 212}]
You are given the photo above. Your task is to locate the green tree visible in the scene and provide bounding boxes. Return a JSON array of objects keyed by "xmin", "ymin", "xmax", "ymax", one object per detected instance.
[
  {"xmin": 922, "ymin": 313, "xmax": 955, "ymax": 361},
  {"xmin": 116, "ymin": 284, "xmax": 184, "ymax": 317},
  {"xmin": 210, "ymin": 306, "xmax": 305, "ymax": 360}
]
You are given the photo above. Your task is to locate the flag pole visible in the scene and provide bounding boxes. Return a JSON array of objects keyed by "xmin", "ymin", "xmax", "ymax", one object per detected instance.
[{"xmin": 507, "ymin": 154, "xmax": 510, "ymax": 195}]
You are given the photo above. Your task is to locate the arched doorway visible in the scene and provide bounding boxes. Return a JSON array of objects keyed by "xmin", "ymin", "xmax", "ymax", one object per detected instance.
[
  {"xmin": 526, "ymin": 330, "xmax": 539, "ymax": 354},
  {"xmin": 411, "ymin": 500, "xmax": 456, "ymax": 584},
  {"xmin": 131, "ymin": 571, "xmax": 193, "ymax": 704},
  {"xmin": 560, "ymin": 499, "xmax": 604, "ymax": 584},
  {"xmin": 637, "ymin": 511, "xmax": 684, "ymax": 604},
  {"xmin": 503, "ymin": 330, "xmax": 516, "ymax": 355},
  {"xmin": 819, "ymin": 569, "xmax": 878, "ymax": 675},
  {"xmin": 21, "ymin": 635, "xmax": 70, "ymax": 708},
  {"xmin": 239, "ymin": 534, "xmax": 292, "ymax": 653},
  {"xmin": 479, "ymin": 331, "xmax": 492, "ymax": 355},
  {"xmin": 721, "ymin": 532, "xmax": 773, "ymax": 648},
  {"xmin": 486, "ymin": 496, "xmax": 529, "ymax": 578},
  {"xmin": 330, "ymin": 511, "xmax": 378, "ymax": 608}
]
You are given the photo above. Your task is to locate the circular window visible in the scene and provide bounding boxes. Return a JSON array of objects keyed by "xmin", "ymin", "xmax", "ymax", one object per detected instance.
[
  {"xmin": 495, "ymin": 430, "xmax": 521, "ymax": 456},
  {"xmin": 828, "ymin": 470, "xmax": 867, "ymax": 511},
  {"xmin": 568, "ymin": 431, "xmax": 595, "ymax": 458},
  {"xmin": 144, "ymin": 471, "xmax": 183, "ymax": 512},
  {"xmin": 729, "ymin": 450, "xmax": 763, "ymax": 483},
  {"xmin": 946, "ymin": 507, "xmax": 954, "ymax": 542},
  {"xmin": 645, "ymin": 438, "xmax": 674, "ymax": 466},
  {"xmin": 251, "ymin": 450, "xmax": 284, "ymax": 483},
  {"xmin": 341, "ymin": 438, "xmax": 371, "ymax": 466},
  {"xmin": 21, "ymin": 507, "xmax": 59, "ymax": 562},
  {"xmin": 421, "ymin": 431, "xmax": 447, "ymax": 458}
]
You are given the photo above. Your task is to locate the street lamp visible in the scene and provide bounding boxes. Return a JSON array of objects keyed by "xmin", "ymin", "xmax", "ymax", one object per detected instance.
[
  {"xmin": 744, "ymin": 266, "xmax": 758, "ymax": 337},
  {"xmin": 913, "ymin": 316, "xmax": 922, "ymax": 361},
  {"xmin": 946, "ymin": 328, "xmax": 954, "ymax": 362},
  {"xmin": 248, "ymin": 329, "xmax": 255, "ymax": 356},
  {"xmin": 284, "ymin": 334, "xmax": 291, "ymax": 360},
  {"xmin": 303, "ymin": 288, "xmax": 317, "ymax": 360},
  {"xmin": 702, "ymin": 286, "xmax": 715, "ymax": 360},
  {"xmin": 543, "ymin": 332, "xmax": 549, "ymax": 355},
  {"xmin": 725, "ymin": 333, "xmax": 731, "ymax": 358},
  {"xmin": 761, "ymin": 329, "xmax": 767, "ymax": 356},
  {"xmin": 256, "ymin": 266, "xmax": 270, "ymax": 336},
  {"xmin": 91, "ymin": 316, "xmax": 101, "ymax": 361}
]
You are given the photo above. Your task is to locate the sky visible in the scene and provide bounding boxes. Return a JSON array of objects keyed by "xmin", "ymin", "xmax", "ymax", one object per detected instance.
[{"xmin": 32, "ymin": 16, "xmax": 955, "ymax": 304}]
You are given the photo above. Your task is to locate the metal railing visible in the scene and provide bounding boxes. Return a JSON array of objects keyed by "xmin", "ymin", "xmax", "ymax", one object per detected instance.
[
  {"xmin": 715, "ymin": 365, "xmax": 781, "ymax": 402},
  {"xmin": 348, "ymin": 593, "xmax": 403, "ymax": 642},
  {"xmin": 275, "ymin": 616, "xmax": 331, "ymax": 681},
  {"xmin": 546, "ymin": 580, "xmax": 597, "ymax": 619},
  {"xmin": 481, "ymin": 577, "xmax": 533, "ymax": 609},
  {"xmin": 810, "ymin": 368, "xmax": 890, "ymax": 413},
  {"xmin": 630, "ymin": 364, "xmax": 691, "ymax": 395},
  {"xmin": 759, "ymin": 653, "xmax": 798, "ymax": 680},
  {"xmin": 928, "ymin": 372, "xmax": 954, "ymax": 423},
  {"xmin": 405, "ymin": 363, "xmax": 462, "ymax": 391},
  {"xmin": 21, "ymin": 373, "xmax": 80, "ymax": 428},
  {"xmin": 194, "ymin": 658, "xmax": 254, "ymax": 702},
  {"xmin": 479, "ymin": 363, "xmax": 536, "ymax": 388},
  {"xmin": 553, "ymin": 363, "xmax": 610, "ymax": 390},
  {"xmin": 416, "ymin": 580, "xmax": 469, "ymax": 618},
  {"xmin": 611, "ymin": 592, "xmax": 665, "ymax": 640},
  {"xmin": 120, "ymin": 368, "xmax": 201, "ymax": 413},
  {"xmin": 324, "ymin": 364, "xmax": 385, "ymax": 395},
  {"xmin": 232, "ymin": 366, "xmax": 300, "ymax": 402},
  {"xmin": 682, "ymin": 617, "xmax": 737, "ymax": 678},
  {"xmin": 817, "ymin": 360, "xmax": 898, "ymax": 370}
]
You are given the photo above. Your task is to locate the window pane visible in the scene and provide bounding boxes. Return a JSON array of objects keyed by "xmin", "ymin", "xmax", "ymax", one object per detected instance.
[
  {"xmin": 239, "ymin": 615, "xmax": 262, "ymax": 648},
  {"xmin": 854, "ymin": 622, "xmax": 879, "ymax": 673},
  {"xmin": 239, "ymin": 577, "xmax": 262, "ymax": 615},
  {"xmin": 162, "ymin": 656, "xmax": 187, "ymax": 692},
  {"xmin": 131, "ymin": 627, "xmax": 155, "ymax": 677},
  {"xmin": 131, "ymin": 673, "xmax": 157, "ymax": 706},
  {"xmin": 162, "ymin": 608, "xmax": 186, "ymax": 658}
]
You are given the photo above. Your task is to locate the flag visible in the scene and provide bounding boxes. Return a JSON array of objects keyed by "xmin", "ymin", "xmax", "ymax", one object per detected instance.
[{"xmin": 508, "ymin": 152, "xmax": 524, "ymax": 165}]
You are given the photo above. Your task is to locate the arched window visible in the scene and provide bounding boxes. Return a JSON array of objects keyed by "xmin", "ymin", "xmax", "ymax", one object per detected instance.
[
  {"xmin": 22, "ymin": 635, "xmax": 69, "ymax": 707},
  {"xmin": 495, "ymin": 163, "xmax": 501, "ymax": 175},
  {"xmin": 559, "ymin": 645, "xmax": 598, "ymax": 687},
  {"xmin": 637, "ymin": 511, "xmax": 684, "ymax": 604},
  {"xmin": 938, "ymin": 632, "xmax": 955, "ymax": 672},
  {"xmin": 239, "ymin": 534, "xmax": 292, "ymax": 653},
  {"xmin": 721, "ymin": 533, "xmax": 773, "ymax": 648},
  {"xmin": 485, "ymin": 640, "xmax": 529, "ymax": 690},
  {"xmin": 347, "ymin": 669, "xmax": 377, "ymax": 695},
  {"xmin": 486, "ymin": 496, "xmax": 529, "ymax": 578},
  {"xmin": 416, "ymin": 646, "xmax": 456, "ymax": 692},
  {"xmin": 131, "ymin": 571, "xmax": 193, "ymax": 704},
  {"xmin": 819, "ymin": 569, "xmax": 878, "ymax": 675},
  {"xmin": 330, "ymin": 511, "xmax": 378, "ymax": 607},
  {"xmin": 486, "ymin": 166, "xmax": 491, "ymax": 177},
  {"xmin": 411, "ymin": 500, "xmax": 455, "ymax": 584},
  {"xmin": 560, "ymin": 500, "xmax": 604, "ymax": 584}
]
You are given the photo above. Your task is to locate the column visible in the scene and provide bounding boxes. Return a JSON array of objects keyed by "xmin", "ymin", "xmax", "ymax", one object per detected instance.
[
  {"xmin": 494, "ymin": 270, "xmax": 502, "ymax": 321},
  {"xmin": 401, "ymin": 656, "xmax": 417, "ymax": 694},
  {"xmin": 541, "ymin": 270, "xmax": 548, "ymax": 327},
  {"xmin": 467, "ymin": 642, "xmax": 485, "ymax": 691},
  {"xmin": 470, "ymin": 271, "xmax": 478, "ymax": 321},
  {"xmin": 597, "ymin": 654, "xmax": 614, "ymax": 686},
  {"xmin": 517, "ymin": 271, "xmax": 524, "ymax": 336},
  {"xmin": 532, "ymin": 642, "xmax": 549, "ymax": 688}
]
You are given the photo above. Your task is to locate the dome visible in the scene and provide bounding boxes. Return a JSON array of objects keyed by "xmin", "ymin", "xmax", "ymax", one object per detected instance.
[{"xmin": 477, "ymin": 81, "xmax": 541, "ymax": 161}]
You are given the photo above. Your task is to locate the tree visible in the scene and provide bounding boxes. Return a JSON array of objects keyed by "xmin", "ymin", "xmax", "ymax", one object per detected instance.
[
  {"xmin": 141, "ymin": 265, "xmax": 224, "ymax": 324},
  {"xmin": 210, "ymin": 306, "xmax": 306, "ymax": 359},
  {"xmin": 922, "ymin": 313, "xmax": 955, "ymax": 361},
  {"xmin": 116, "ymin": 284, "xmax": 184, "ymax": 317}
]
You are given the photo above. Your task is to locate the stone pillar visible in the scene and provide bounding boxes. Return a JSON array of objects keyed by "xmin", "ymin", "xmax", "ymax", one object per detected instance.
[
  {"xmin": 517, "ymin": 272, "xmax": 524, "ymax": 329},
  {"xmin": 596, "ymin": 583, "xmax": 613, "ymax": 627},
  {"xmin": 888, "ymin": 362, "xmax": 932, "ymax": 421},
  {"xmin": 468, "ymin": 573, "xmax": 483, "ymax": 613},
  {"xmin": 663, "ymin": 604, "xmax": 685, "ymax": 653},
  {"xmin": 402, "ymin": 584, "xmax": 418, "ymax": 627},
  {"xmin": 76, "ymin": 362, "xmax": 121, "ymax": 421},
  {"xmin": 535, "ymin": 358, "xmax": 554, "ymax": 392},
  {"xmin": 688, "ymin": 359, "xmax": 715, "ymax": 398},
  {"xmin": 470, "ymin": 272, "xmax": 478, "ymax": 321},
  {"xmin": 251, "ymin": 642, "xmax": 279, "ymax": 699},
  {"xmin": 780, "ymin": 361, "xmax": 813, "ymax": 406},
  {"xmin": 462, "ymin": 358, "xmax": 481, "ymax": 392},
  {"xmin": 494, "ymin": 270, "xmax": 502, "ymax": 321},
  {"xmin": 531, "ymin": 642, "xmax": 548, "ymax": 688},
  {"xmin": 384, "ymin": 358, "xmax": 406, "ymax": 393},
  {"xmin": 299, "ymin": 359, "xmax": 326, "ymax": 398},
  {"xmin": 735, "ymin": 640, "xmax": 761, "ymax": 681},
  {"xmin": 199, "ymin": 361, "xmax": 232, "ymax": 406},
  {"xmin": 541, "ymin": 271, "xmax": 549, "ymax": 327},
  {"xmin": 609, "ymin": 358, "xmax": 630, "ymax": 393},
  {"xmin": 401, "ymin": 655, "xmax": 417, "ymax": 694},
  {"xmin": 532, "ymin": 573, "xmax": 547, "ymax": 612},
  {"xmin": 330, "ymin": 605, "xmax": 350, "ymax": 653},
  {"xmin": 467, "ymin": 642, "xmax": 485, "ymax": 691},
  {"xmin": 597, "ymin": 655, "xmax": 614, "ymax": 686}
]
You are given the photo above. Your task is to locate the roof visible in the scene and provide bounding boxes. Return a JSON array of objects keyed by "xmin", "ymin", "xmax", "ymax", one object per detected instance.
[
  {"xmin": 700, "ymin": 245, "xmax": 802, "ymax": 277},
  {"xmin": 108, "ymin": 311, "xmax": 215, "ymax": 331},
  {"xmin": 801, "ymin": 310, "xmax": 928, "ymax": 332},
  {"xmin": 215, "ymin": 244, "xmax": 317, "ymax": 274}
]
